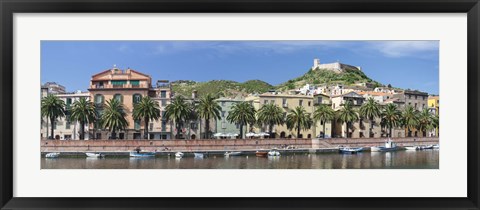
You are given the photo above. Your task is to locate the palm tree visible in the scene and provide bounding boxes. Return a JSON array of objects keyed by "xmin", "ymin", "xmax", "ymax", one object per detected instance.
[
  {"xmin": 417, "ymin": 108, "xmax": 434, "ymax": 137},
  {"xmin": 133, "ymin": 96, "xmax": 161, "ymax": 139},
  {"xmin": 313, "ymin": 104, "xmax": 335, "ymax": 138},
  {"xmin": 69, "ymin": 97, "xmax": 97, "ymax": 140},
  {"xmin": 402, "ymin": 105, "xmax": 419, "ymax": 137},
  {"xmin": 337, "ymin": 101, "xmax": 359, "ymax": 138},
  {"xmin": 359, "ymin": 98, "xmax": 381, "ymax": 138},
  {"xmin": 196, "ymin": 94, "xmax": 222, "ymax": 139},
  {"xmin": 286, "ymin": 106, "xmax": 313, "ymax": 138},
  {"xmin": 381, "ymin": 103, "xmax": 402, "ymax": 138},
  {"xmin": 381, "ymin": 104, "xmax": 402, "ymax": 137},
  {"xmin": 101, "ymin": 98, "xmax": 128, "ymax": 139},
  {"xmin": 41, "ymin": 94, "xmax": 65, "ymax": 139},
  {"xmin": 227, "ymin": 102, "xmax": 256, "ymax": 139},
  {"xmin": 164, "ymin": 96, "xmax": 192, "ymax": 139},
  {"xmin": 257, "ymin": 103, "xmax": 285, "ymax": 138}
]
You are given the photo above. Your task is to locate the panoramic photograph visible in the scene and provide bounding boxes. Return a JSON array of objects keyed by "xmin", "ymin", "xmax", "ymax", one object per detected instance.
[{"xmin": 40, "ymin": 41, "xmax": 439, "ymax": 169}]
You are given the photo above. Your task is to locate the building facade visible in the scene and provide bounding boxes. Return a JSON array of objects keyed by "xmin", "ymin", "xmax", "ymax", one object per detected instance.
[
  {"xmin": 215, "ymin": 97, "xmax": 243, "ymax": 136},
  {"xmin": 88, "ymin": 67, "xmax": 155, "ymax": 140}
]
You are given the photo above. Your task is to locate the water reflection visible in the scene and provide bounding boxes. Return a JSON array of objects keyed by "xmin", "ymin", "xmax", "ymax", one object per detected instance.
[{"xmin": 41, "ymin": 150, "xmax": 439, "ymax": 169}]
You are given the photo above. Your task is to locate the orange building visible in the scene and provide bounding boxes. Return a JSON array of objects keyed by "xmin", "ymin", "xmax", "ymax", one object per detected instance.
[{"xmin": 88, "ymin": 66, "xmax": 155, "ymax": 139}]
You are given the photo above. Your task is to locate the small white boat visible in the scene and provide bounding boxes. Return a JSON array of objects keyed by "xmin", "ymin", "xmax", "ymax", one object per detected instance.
[
  {"xmin": 129, "ymin": 151, "xmax": 155, "ymax": 157},
  {"xmin": 433, "ymin": 144, "xmax": 440, "ymax": 149},
  {"xmin": 175, "ymin": 152, "xmax": 184, "ymax": 158},
  {"xmin": 404, "ymin": 146, "xmax": 419, "ymax": 150},
  {"xmin": 194, "ymin": 153, "xmax": 207, "ymax": 158},
  {"xmin": 85, "ymin": 152, "xmax": 105, "ymax": 158},
  {"xmin": 45, "ymin": 152, "xmax": 60, "ymax": 158},
  {"xmin": 339, "ymin": 147, "xmax": 363, "ymax": 154},
  {"xmin": 371, "ymin": 139, "xmax": 399, "ymax": 152},
  {"xmin": 224, "ymin": 151, "xmax": 243, "ymax": 156},
  {"xmin": 268, "ymin": 149, "xmax": 281, "ymax": 156}
]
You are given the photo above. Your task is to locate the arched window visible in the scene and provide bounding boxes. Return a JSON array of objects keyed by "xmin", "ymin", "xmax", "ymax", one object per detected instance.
[
  {"xmin": 114, "ymin": 94, "xmax": 123, "ymax": 103},
  {"xmin": 94, "ymin": 94, "xmax": 104, "ymax": 105},
  {"xmin": 133, "ymin": 94, "xmax": 142, "ymax": 104}
]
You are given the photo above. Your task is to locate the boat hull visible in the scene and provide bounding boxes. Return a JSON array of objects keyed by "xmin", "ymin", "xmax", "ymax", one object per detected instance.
[
  {"xmin": 129, "ymin": 152, "xmax": 155, "ymax": 157},
  {"xmin": 225, "ymin": 151, "xmax": 242, "ymax": 156},
  {"xmin": 339, "ymin": 147, "xmax": 363, "ymax": 154},
  {"xmin": 45, "ymin": 153, "xmax": 60, "ymax": 158},
  {"xmin": 255, "ymin": 151, "xmax": 268, "ymax": 157}
]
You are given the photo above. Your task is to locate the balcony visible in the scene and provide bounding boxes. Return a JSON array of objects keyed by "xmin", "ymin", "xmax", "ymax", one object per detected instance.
[{"xmin": 90, "ymin": 84, "xmax": 149, "ymax": 89}]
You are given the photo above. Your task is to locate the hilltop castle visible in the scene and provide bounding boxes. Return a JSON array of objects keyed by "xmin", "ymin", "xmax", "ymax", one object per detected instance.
[{"xmin": 312, "ymin": 58, "xmax": 362, "ymax": 73}]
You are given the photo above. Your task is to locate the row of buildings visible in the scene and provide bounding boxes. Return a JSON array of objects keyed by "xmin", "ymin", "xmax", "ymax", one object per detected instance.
[{"xmin": 41, "ymin": 62, "xmax": 439, "ymax": 140}]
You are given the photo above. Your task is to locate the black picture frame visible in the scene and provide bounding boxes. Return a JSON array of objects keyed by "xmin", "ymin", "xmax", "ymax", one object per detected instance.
[{"xmin": 1, "ymin": 0, "xmax": 479, "ymax": 209}]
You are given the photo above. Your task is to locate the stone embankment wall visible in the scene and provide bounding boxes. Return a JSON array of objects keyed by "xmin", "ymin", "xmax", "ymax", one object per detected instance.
[{"xmin": 41, "ymin": 137, "xmax": 439, "ymax": 152}]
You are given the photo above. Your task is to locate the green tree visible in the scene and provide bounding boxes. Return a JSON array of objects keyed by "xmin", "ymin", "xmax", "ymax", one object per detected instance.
[
  {"xmin": 69, "ymin": 97, "xmax": 97, "ymax": 140},
  {"xmin": 359, "ymin": 98, "xmax": 381, "ymax": 138},
  {"xmin": 286, "ymin": 106, "xmax": 313, "ymax": 138},
  {"xmin": 402, "ymin": 105, "xmax": 419, "ymax": 137},
  {"xmin": 165, "ymin": 96, "xmax": 193, "ymax": 139},
  {"xmin": 101, "ymin": 98, "xmax": 128, "ymax": 139},
  {"xmin": 417, "ymin": 108, "xmax": 435, "ymax": 137},
  {"xmin": 381, "ymin": 103, "xmax": 402, "ymax": 138},
  {"xmin": 313, "ymin": 104, "xmax": 335, "ymax": 138},
  {"xmin": 133, "ymin": 96, "xmax": 161, "ymax": 139},
  {"xmin": 337, "ymin": 101, "xmax": 359, "ymax": 138},
  {"xmin": 41, "ymin": 94, "xmax": 65, "ymax": 139},
  {"xmin": 257, "ymin": 103, "xmax": 285, "ymax": 138},
  {"xmin": 196, "ymin": 94, "xmax": 222, "ymax": 139},
  {"xmin": 227, "ymin": 102, "xmax": 256, "ymax": 139}
]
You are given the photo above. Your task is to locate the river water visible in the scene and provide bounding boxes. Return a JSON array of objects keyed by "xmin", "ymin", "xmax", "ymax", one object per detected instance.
[{"xmin": 41, "ymin": 150, "xmax": 439, "ymax": 169}]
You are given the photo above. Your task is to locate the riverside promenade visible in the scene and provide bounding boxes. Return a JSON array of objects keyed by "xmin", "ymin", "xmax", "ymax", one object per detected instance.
[{"xmin": 41, "ymin": 137, "xmax": 439, "ymax": 154}]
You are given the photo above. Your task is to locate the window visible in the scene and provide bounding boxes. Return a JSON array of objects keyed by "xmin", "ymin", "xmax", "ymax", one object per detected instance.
[
  {"xmin": 66, "ymin": 98, "xmax": 72, "ymax": 109},
  {"xmin": 94, "ymin": 94, "xmax": 104, "ymax": 105},
  {"xmin": 270, "ymin": 100, "xmax": 275, "ymax": 104},
  {"xmin": 415, "ymin": 103, "xmax": 417, "ymax": 108},
  {"xmin": 317, "ymin": 97, "xmax": 322, "ymax": 104},
  {"xmin": 415, "ymin": 95, "xmax": 417, "ymax": 99},
  {"xmin": 408, "ymin": 95, "xmax": 411, "ymax": 99},
  {"xmin": 282, "ymin": 98, "xmax": 287, "ymax": 105},
  {"xmin": 160, "ymin": 91, "xmax": 167, "ymax": 98},
  {"xmin": 264, "ymin": 100, "xmax": 268, "ymax": 104},
  {"xmin": 161, "ymin": 120, "xmax": 167, "ymax": 131},
  {"xmin": 422, "ymin": 104, "xmax": 425, "ymax": 108},
  {"xmin": 66, "ymin": 120, "xmax": 71, "ymax": 129},
  {"xmin": 111, "ymin": 80, "xmax": 127, "ymax": 87},
  {"xmin": 161, "ymin": 99, "xmax": 167, "ymax": 107},
  {"xmin": 299, "ymin": 100, "xmax": 303, "ymax": 106},
  {"xmin": 130, "ymin": 80, "xmax": 140, "ymax": 87},
  {"xmin": 221, "ymin": 101, "xmax": 226, "ymax": 106},
  {"xmin": 114, "ymin": 94, "xmax": 123, "ymax": 103},
  {"xmin": 221, "ymin": 122, "xmax": 226, "ymax": 129},
  {"xmin": 149, "ymin": 123, "xmax": 154, "ymax": 131},
  {"xmin": 221, "ymin": 111, "xmax": 226, "ymax": 117},
  {"xmin": 134, "ymin": 120, "xmax": 141, "ymax": 130},
  {"xmin": 422, "ymin": 96, "xmax": 426, "ymax": 100},
  {"xmin": 308, "ymin": 101, "xmax": 311, "ymax": 107},
  {"xmin": 133, "ymin": 94, "xmax": 142, "ymax": 104},
  {"xmin": 236, "ymin": 123, "xmax": 240, "ymax": 129}
]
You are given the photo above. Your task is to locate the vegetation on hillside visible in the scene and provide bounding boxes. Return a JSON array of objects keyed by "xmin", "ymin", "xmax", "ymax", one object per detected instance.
[
  {"xmin": 276, "ymin": 68, "xmax": 383, "ymax": 91},
  {"xmin": 171, "ymin": 79, "xmax": 273, "ymax": 98}
]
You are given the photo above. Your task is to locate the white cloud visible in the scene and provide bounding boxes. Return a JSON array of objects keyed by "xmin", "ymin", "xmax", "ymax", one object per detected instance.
[{"xmin": 368, "ymin": 41, "xmax": 439, "ymax": 58}]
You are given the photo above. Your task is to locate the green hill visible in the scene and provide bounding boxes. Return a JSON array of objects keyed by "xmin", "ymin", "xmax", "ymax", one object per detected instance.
[
  {"xmin": 276, "ymin": 68, "xmax": 383, "ymax": 91},
  {"xmin": 171, "ymin": 79, "xmax": 273, "ymax": 98}
]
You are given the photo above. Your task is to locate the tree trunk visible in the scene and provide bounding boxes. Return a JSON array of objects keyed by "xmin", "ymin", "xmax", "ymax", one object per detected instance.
[
  {"xmin": 80, "ymin": 121, "xmax": 85, "ymax": 140},
  {"xmin": 322, "ymin": 121, "xmax": 326, "ymax": 138},
  {"xmin": 176, "ymin": 122, "xmax": 181, "ymax": 139},
  {"xmin": 50, "ymin": 117, "xmax": 55, "ymax": 139},
  {"xmin": 370, "ymin": 119, "xmax": 374, "ymax": 138},
  {"xmin": 269, "ymin": 124, "xmax": 273, "ymax": 139},
  {"xmin": 389, "ymin": 126, "xmax": 392, "ymax": 138},
  {"xmin": 144, "ymin": 117, "xmax": 149, "ymax": 139},
  {"xmin": 345, "ymin": 122, "xmax": 349, "ymax": 138},
  {"xmin": 240, "ymin": 123, "xmax": 244, "ymax": 139},
  {"xmin": 297, "ymin": 122, "xmax": 301, "ymax": 139},
  {"xmin": 205, "ymin": 118, "xmax": 210, "ymax": 139}
]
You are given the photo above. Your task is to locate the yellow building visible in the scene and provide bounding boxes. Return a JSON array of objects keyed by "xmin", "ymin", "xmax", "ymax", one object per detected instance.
[
  {"xmin": 88, "ymin": 66, "xmax": 155, "ymax": 139},
  {"xmin": 428, "ymin": 95, "xmax": 439, "ymax": 136}
]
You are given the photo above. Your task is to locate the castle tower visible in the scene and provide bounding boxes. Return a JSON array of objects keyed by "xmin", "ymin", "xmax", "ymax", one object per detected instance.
[{"xmin": 313, "ymin": 58, "xmax": 320, "ymax": 69}]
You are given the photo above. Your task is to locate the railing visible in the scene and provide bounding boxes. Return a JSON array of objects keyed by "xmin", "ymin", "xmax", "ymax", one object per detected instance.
[{"xmin": 90, "ymin": 84, "xmax": 148, "ymax": 89}]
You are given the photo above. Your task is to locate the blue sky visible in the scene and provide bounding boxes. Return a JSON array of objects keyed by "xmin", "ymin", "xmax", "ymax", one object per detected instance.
[{"xmin": 41, "ymin": 41, "xmax": 439, "ymax": 94}]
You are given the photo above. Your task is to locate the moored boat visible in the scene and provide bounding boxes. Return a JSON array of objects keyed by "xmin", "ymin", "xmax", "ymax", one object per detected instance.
[
  {"xmin": 339, "ymin": 147, "xmax": 363, "ymax": 154},
  {"xmin": 267, "ymin": 149, "xmax": 281, "ymax": 156},
  {"xmin": 194, "ymin": 153, "xmax": 207, "ymax": 158},
  {"xmin": 433, "ymin": 144, "xmax": 440, "ymax": 149},
  {"xmin": 85, "ymin": 152, "xmax": 105, "ymax": 158},
  {"xmin": 45, "ymin": 152, "xmax": 60, "ymax": 158},
  {"xmin": 224, "ymin": 151, "xmax": 242, "ymax": 156},
  {"xmin": 371, "ymin": 139, "xmax": 399, "ymax": 152},
  {"xmin": 175, "ymin": 152, "xmax": 184, "ymax": 158},
  {"xmin": 404, "ymin": 146, "xmax": 419, "ymax": 150},
  {"xmin": 420, "ymin": 145, "xmax": 434, "ymax": 150},
  {"xmin": 255, "ymin": 151, "xmax": 268, "ymax": 157},
  {"xmin": 129, "ymin": 151, "xmax": 155, "ymax": 157}
]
